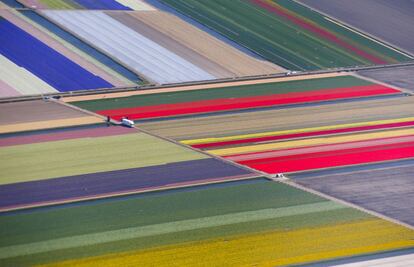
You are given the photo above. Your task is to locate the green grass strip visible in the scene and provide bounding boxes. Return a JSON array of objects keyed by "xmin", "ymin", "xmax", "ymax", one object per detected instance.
[
  {"xmin": 0, "ymin": 132, "xmax": 207, "ymax": 184},
  {"xmin": 73, "ymin": 76, "xmax": 372, "ymax": 111}
]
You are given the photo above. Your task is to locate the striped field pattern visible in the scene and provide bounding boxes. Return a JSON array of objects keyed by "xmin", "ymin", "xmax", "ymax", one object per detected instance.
[
  {"xmin": 42, "ymin": 9, "xmax": 282, "ymax": 85},
  {"xmin": 123, "ymin": 82, "xmax": 414, "ymax": 237},
  {"xmin": 0, "ymin": 9, "xmax": 143, "ymax": 97},
  {"xmin": 69, "ymin": 74, "xmax": 414, "ymax": 175},
  {"xmin": 0, "ymin": 120, "xmax": 255, "ymax": 212},
  {"xmin": 2, "ymin": 84, "xmax": 414, "ymax": 266},
  {"xmin": 71, "ymin": 74, "xmax": 402, "ymax": 120},
  {"xmin": 1, "ymin": 178, "xmax": 413, "ymax": 266},
  {"xmin": 159, "ymin": 0, "xmax": 412, "ymax": 70},
  {"xmin": 182, "ymin": 113, "xmax": 414, "ymax": 174},
  {"xmin": 2, "ymin": 0, "xmax": 414, "ymax": 265}
]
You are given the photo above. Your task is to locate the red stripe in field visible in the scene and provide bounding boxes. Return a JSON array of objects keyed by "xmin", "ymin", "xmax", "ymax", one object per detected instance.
[
  {"xmin": 193, "ymin": 120, "xmax": 414, "ymax": 149},
  {"xmin": 226, "ymin": 135, "xmax": 414, "ymax": 162},
  {"xmin": 243, "ymin": 141, "xmax": 414, "ymax": 173},
  {"xmin": 98, "ymin": 85, "xmax": 397, "ymax": 120},
  {"xmin": 242, "ymin": 141, "xmax": 414, "ymax": 165},
  {"xmin": 250, "ymin": 0, "xmax": 387, "ymax": 64}
]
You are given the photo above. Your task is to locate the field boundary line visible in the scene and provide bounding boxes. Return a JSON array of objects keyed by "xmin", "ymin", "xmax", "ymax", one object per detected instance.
[
  {"xmin": 3, "ymin": 63, "xmax": 414, "ymax": 103},
  {"xmin": 276, "ymin": 178, "xmax": 414, "ymax": 230}
]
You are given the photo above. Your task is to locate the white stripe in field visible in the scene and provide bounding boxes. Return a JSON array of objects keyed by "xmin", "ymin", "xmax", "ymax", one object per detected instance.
[
  {"xmin": 0, "ymin": 55, "xmax": 57, "ymax": 96},
  {"xmin": 43, "ymin": 11, "xmax": 215, "ymax": 84},
  {"xmin": 117, "ymin": 0, "xmax": 156, "ymax": 11},
  {"xmin": 332, "ymin": 253, "xmax": 414, "ymax": 266}
]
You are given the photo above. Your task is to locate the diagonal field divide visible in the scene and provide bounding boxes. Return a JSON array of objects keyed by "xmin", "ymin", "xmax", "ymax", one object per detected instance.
[
  {"xmin": 279, "ymin": 178, "xmax": 414, "ymax": 231},
  {"xmin": 56, "ymin": 67, "xmax": 414, "ymax": 231},
  {"xmin": 55, "ymin": 93, "xmax": 414, "ymax": 231},
  {"xmin": 353, "ymin": 72, "xmax": 414, "ymax": 96},
  {"xmin": 53, "ymin": 98, "xmax": 266, "ymax": 187}
]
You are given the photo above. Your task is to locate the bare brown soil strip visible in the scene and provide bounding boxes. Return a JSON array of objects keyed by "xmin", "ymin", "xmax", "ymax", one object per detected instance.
[{"xmin": 0, "ymin": 100, "xmax": 93, "ymax": 125}]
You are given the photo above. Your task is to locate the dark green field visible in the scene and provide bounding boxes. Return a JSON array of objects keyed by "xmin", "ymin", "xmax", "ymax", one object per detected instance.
[{"xmin": 160, "ymin": 0, "xmax": 411, "ymax": 70}]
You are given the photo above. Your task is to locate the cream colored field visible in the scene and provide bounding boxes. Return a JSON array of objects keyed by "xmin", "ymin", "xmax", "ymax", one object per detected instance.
[{"xmin": 132, "ymin": 11, "xmax": 284, "ymax": 77}]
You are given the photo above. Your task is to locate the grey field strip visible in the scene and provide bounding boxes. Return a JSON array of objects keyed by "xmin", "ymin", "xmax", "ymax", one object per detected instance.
[
  {"xmin": 321, "ymin": 15, "xmax": 414, "ymax": 59},
  {"xmin": 294, "ymin": 160, "xmax": 414, "ymax": 179},
  {"xmin": 297, "ymin": 0, "xmax": 414, "ymax": 57},
  {"xmin": 295, "ymin": 163, "xmax": 414, "ymax": 227},
  {"xmin": 281, "ymin": 179, "xmax": 414, "ymax": 231},
  {"xmin": 358, "ymin": 66, "xmax": 414, "ymax": 94},
  {"xmin": 352, "ymin": 73, "xmax": 413, "ymax": 95},
  {"xmin": 0, "ymin": 100, "xmax": 90, "ymax": 125},
  {"xmin": 0, "ymin": 201, "xmax": 342, "ymax": 259}
]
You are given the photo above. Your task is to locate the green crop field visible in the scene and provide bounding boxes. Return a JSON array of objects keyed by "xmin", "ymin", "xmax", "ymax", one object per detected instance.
[{"xmin": 160, "ymin": 0, "xmax": 412, "ymax": 70}]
